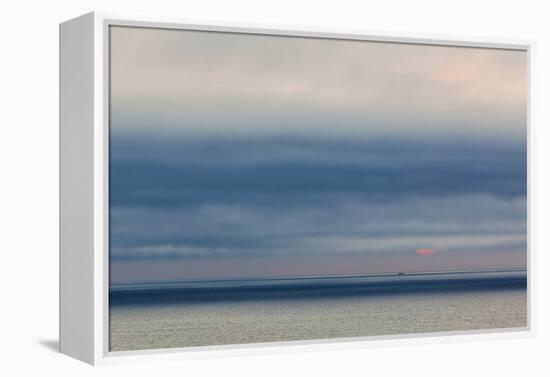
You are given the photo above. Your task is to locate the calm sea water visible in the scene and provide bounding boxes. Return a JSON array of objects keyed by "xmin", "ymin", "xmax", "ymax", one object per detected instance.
[{"xmin": 109, "ymin": 271, "xmax": 527, "ymax": 351}]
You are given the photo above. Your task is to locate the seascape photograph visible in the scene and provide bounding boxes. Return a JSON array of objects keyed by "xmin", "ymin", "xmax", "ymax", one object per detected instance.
[{"xmin": 108, "ymin": 26, "xmax": 528, "ymax": 352}]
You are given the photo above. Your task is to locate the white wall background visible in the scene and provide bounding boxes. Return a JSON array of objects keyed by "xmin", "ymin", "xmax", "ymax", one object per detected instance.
[{"xmin": 0, "ymin": 0, "xmax": 548, "ymax": 375}]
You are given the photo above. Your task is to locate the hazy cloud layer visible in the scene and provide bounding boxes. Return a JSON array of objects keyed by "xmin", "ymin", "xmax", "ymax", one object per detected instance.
[
  {"xmin": 110, "ymin": 26, "xmax": 527, "ymax": 140},
  {"xmin": 110, "ymin": 136, "xmax": 526, "ymax": 209},
  {"xmin": 109, "ymin": 135, "xmax": 527, "ymax": 279},
  {"xmin": 109, "ymin": 27, "xmax": 527, "ymax": 282}
]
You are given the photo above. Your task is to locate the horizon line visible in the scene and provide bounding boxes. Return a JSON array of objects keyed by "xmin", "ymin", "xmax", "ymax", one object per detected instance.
[{"xmin": 110, "ymin": 267, "xmax": 527, "ymax": 288}]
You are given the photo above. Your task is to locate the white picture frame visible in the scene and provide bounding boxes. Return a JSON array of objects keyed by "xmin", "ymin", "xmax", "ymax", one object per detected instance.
[{"xmin": 59, "ymin": 11, "xmax": 535, "ymax": 365}]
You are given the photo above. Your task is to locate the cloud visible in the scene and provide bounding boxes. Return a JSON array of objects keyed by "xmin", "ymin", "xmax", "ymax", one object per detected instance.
[
  {"xmin": 109, "ymin": 135, "xmax": 526, "ymax": 211},
  {"xmin": 109, "ymin": 194, "xmax": 526, "ymax": 261},
  {"xmin": 108, "ymin": 134, "xmax": 526, "ymax": 276},
  {"xmin": 107, "ymin": 26, "xmax": 527, "ymax": 280},
  {"xmin": 110, "ymin": 26, "xmax": 527, "ymax": 139},
  {"xmin": 110, "ymin": 233, "xmax": 525, "ymax": 261},
  {"xmin": 295, "ymin": 234, "xmax": 525, "ymax": 254},
  {"xmin": 111, "ymin": 244, "xmax": 235, "ymax": 260}
]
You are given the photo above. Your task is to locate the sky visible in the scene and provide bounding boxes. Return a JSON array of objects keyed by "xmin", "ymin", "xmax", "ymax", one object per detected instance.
[{"xmin": 109, "ymin": 26, "xmax": 527, "ymax": 283}]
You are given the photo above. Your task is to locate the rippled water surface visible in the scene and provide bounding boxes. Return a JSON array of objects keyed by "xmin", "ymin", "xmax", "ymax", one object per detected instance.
[{"xmin": 110, "ymin": 280, "xmax": 527, "ymax": 351}]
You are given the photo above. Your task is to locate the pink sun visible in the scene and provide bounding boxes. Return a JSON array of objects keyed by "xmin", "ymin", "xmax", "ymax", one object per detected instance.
[{"xmin": 416, "ymin": 248, "xmax": 435, "ymax": 256}]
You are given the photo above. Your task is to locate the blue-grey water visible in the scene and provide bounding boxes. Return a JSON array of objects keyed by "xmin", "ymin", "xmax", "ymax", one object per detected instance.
[{"xmin": 109, "ymin": 270, "xmax": 527, "ymax": 351}]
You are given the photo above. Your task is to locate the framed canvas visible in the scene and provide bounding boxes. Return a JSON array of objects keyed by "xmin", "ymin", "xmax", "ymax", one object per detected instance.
[{"xmin": 59, "ymin": 12, "xmax": 534, "ymax": 365}]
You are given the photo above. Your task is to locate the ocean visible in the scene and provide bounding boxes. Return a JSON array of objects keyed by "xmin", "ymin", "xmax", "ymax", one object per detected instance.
[{"xmin": 109, "ymin": 270, "xmax": 527, "ymax": 351}]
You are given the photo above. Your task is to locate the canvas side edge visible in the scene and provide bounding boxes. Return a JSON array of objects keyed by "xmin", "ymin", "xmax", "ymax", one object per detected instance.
[{"xmin": 59, "ymin": 12, "xmax": 96, "ymax": 365}]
